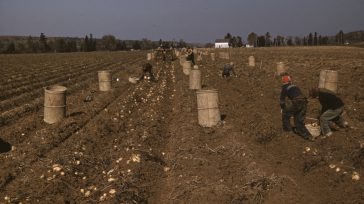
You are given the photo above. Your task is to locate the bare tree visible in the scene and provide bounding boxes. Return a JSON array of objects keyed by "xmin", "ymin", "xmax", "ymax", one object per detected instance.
[
  {"xmin": 247, "ymin": 32, "xmax": 258, "ymax": 46},
  {"xmin": 101, "ymin": 35, "xmax": 117, "ymax": 51}
]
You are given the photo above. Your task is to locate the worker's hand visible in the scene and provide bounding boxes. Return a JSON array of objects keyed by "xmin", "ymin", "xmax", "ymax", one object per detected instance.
[
  {"xmin": 280, "ymin": 109, "xmax": 283, "ymax": 114},
  {"xmin": 280, "ymin": 103, "xmax": 286, "ymax": 110}
]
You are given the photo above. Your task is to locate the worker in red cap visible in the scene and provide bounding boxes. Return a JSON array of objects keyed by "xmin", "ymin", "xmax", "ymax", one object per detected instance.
[{"xmin": 280, "ymin": 74, "xmax": 312, "ymax": 140}]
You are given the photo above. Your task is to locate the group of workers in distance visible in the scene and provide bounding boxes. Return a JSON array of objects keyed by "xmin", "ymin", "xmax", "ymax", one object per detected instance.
[
  {"xmin": 279, "ymin": 73, "xmax": 348, "ymax": 141},
  {"xmin": 137, "ymin": 48, "xmax": 195, "ymax": 83}
]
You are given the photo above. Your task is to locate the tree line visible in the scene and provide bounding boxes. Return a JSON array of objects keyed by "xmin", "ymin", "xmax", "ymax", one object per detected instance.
[
  {"xmin": 0, "ymin": 30, "xmax": 359, "ymax": 53},
  {"xmin": 0, "ymin": 33, "xmax": 189, "ymax": 54},
  {"xmin": 223, "ymin": 30, "xmax": 349, "ymax": 47}
]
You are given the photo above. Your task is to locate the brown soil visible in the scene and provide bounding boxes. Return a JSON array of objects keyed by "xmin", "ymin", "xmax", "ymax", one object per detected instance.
[{"xmin": 0, "ymin": 47, "xmax": 363, "ymax": 204}]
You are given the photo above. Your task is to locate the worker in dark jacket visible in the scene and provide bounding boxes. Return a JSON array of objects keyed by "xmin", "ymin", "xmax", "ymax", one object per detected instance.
[
  {"xmin": 186, "ymin": 48, "xmax": 195, "ymax": 65},
  {"xmin": 222, "ymin": 62, "xmax": 237, "ymax": 78},
  {"xmin": 139, "ymin": 63, "xmax": 155, "ymax": 82},
  {"xmin": 280, "ymin": 75, "xmax": 312, "ymax": 140},
  {"xmin": 309, "ymin": 87, "xmax": 348, "ymax": 137}
]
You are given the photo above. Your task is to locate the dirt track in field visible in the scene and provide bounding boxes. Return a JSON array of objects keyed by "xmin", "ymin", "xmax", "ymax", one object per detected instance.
[{"xmin": 0, "ymin": 47, "xmax": 364, "ymax": 204}]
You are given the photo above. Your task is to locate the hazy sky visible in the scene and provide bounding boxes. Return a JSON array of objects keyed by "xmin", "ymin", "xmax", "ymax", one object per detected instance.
[{"xmin": 0, "ymin": 0, "xmax": 363, "ymax": 43}]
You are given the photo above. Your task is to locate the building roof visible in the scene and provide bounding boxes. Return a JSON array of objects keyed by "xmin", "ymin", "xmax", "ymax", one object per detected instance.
[{"xmin": 215, "ymin": 39, "xmax": 229, "ymax": 43}]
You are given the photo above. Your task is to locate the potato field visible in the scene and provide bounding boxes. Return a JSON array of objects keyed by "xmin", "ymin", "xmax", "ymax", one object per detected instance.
[{"xmin": 0, "ymin": 47, "xmax": 364, "ymax": 204}]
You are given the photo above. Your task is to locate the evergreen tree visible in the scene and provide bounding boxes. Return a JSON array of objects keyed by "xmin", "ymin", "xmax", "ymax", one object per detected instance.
[
  {"xmin": 161, "ymin": 41, "xmax": 170, "ymax": 49},
  {"xmin": 308, "ymin": 33, "xmax": 313, "ymax": 46},
  {"xmin": 121, "ymin": 41, "xmax": 127, "ymax": 50},
  {"xmin": 314, "ymin": 32, "xmax": 318, "ymax": 45},
  {"xmin": 84, "ymin": 35, "xmax": 89, "ymax": 51},
  {"xmin": 89, "ymin": 34, "xmax": 94, "ymax": 51},
  {"xmin": 55, "ymin": 38, "xmax": 66, "ymax": 52},
  {"xmin": 276, "ymin": 35, "xmax": 285, "ymax": 46},
  {"xmin": 230, "ymin": 36, "xmax": 237, "ymax": 47},
  {"xmin": 140, "ymin": 38, "xmax": 153, "ymax": 50},
  {"xmin": 115, "ymin": 40, "xmax": 123, "ymax": 50},
  {"xmin": 26, "ymin": 36, "xmax": 36, "ymax": 52},
  {"xmin": 39, "ymin": 33, "xmax": 49, "ymax": 52},
  {"xmin": 92, "ymin": 39, "xmax": 97, "ymax": 51},
  {"xmin": 48, "ymin": 39, "xmax": 55, "ymax": 52},
  {"xmin": 5, "ymin": 42, "xmax": 16, "ymax": 53},
  {"xmin": 0, "ymin": 41, "xmax": 4, "ymax": 52},
  {"xmin": 67, "ymin": 40, "xmax": 78, "ymax": 52},
  {"xmin": 17, "ymin": 42, "xmax": 26, "ymax": 53},
  {"xmin": 257, "ymin": 36, "xmax": 265, "ymax": 47},
  {"xmin": 224, "ymin": 33, "xmax": 233, "ymax": 47},
  {"xmin": 336, "ymin": 30, "xmax": 344, "ymax": 44},
  {"xmin": 177, "ymin": 39, "xmax": 187, "ymax": 48},
  {"xmin": 322, "ymin": 36, "xmax": 329, "ymax": 45},
  {"xmin": 294, "ymin": 37, "xmax": 302, "ymax": 45},
  {"xmin": 318, "ymin": 35, "xmax": 322, "ymax": 45},
  {"xmin": 265, "ymin": 32, "xmax": 271, "ymax": 46},
  {"xmin": 237, "ymin": 36, "xmax": 243, "ymax": 47},
  {"xmin": 132, "ymin": 41, "xmax": 141, "ymax": 50},
  {"xmin": 204, "ymin": 43, "xmax": 214, "ymax": 48}
]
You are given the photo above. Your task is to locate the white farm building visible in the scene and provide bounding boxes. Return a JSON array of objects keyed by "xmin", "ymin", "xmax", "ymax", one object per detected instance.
[{"xmin": 214, "ymin": 39, "xmax": 229, "ymax": 48}]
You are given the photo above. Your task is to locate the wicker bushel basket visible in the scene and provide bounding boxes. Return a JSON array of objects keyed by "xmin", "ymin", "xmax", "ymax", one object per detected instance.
[{"xmin": 305, "ymin": 123, "xmax": 321, "ymax": 138}]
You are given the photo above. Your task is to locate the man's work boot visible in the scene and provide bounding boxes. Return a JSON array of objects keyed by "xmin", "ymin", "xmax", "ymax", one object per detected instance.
[{"xmin": 283, "ymin": 127, "xmax": 292, "ymax": 132}]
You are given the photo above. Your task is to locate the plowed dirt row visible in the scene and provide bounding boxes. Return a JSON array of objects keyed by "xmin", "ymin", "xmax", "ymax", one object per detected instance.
[
  {"xmin": 0, "ymin": 62, "xmax": 108, "ymax": 101},
  {"xmin": 1, "ymin": 58, "xmax": 175, "ymax": 203},
  {"xmin": 0, "ymin": 62, "xmax": 110, "ymax": 113},
  {"xmin": 0, "ymin": 53, "xmax": 106, "ymax": 86},
  {"xmin": 0, "ymin": 53, "xmax": 144, "ymax": 192},
  {"xmin": 0, "ymin": 53, "xmax": 145, "ymax": 127},
  {"xmin": 0, "ymin": 62, "xmax": 102, "ymax": 96}
]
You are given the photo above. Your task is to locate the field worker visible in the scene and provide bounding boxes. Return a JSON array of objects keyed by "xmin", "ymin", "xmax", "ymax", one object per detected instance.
[
  {"xmin": 222, "ymin": 62, "xmax": 237, "ymax": 78},
  {"xmin": 309, "ymin": 87, "xmax": 348, "ymax": 137},
  {"xmin": 280, "ymin": 75, "xmax": 312, "ymax": 140},
  {"xmin": 139, "ymin": 62, "xmax": 155, "ymax": 82},
  {"xmin": 162, "ymin": 49, "xmax": 167, "ymax": 61},
  {"xmin": 186, "ymin": 48, "xmax": 195, "ymax": 65}
]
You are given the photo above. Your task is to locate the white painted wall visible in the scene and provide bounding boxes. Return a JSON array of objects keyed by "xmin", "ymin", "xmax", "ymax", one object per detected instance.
[{"xmin": 215, "ymin": 42, "xmax": 229, "ymax": 48}]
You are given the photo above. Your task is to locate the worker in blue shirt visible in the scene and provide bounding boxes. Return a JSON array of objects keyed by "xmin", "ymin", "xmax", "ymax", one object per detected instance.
[{"xmin": 280, "ymin": 75, "xmax": 312, "ymax": 140}]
